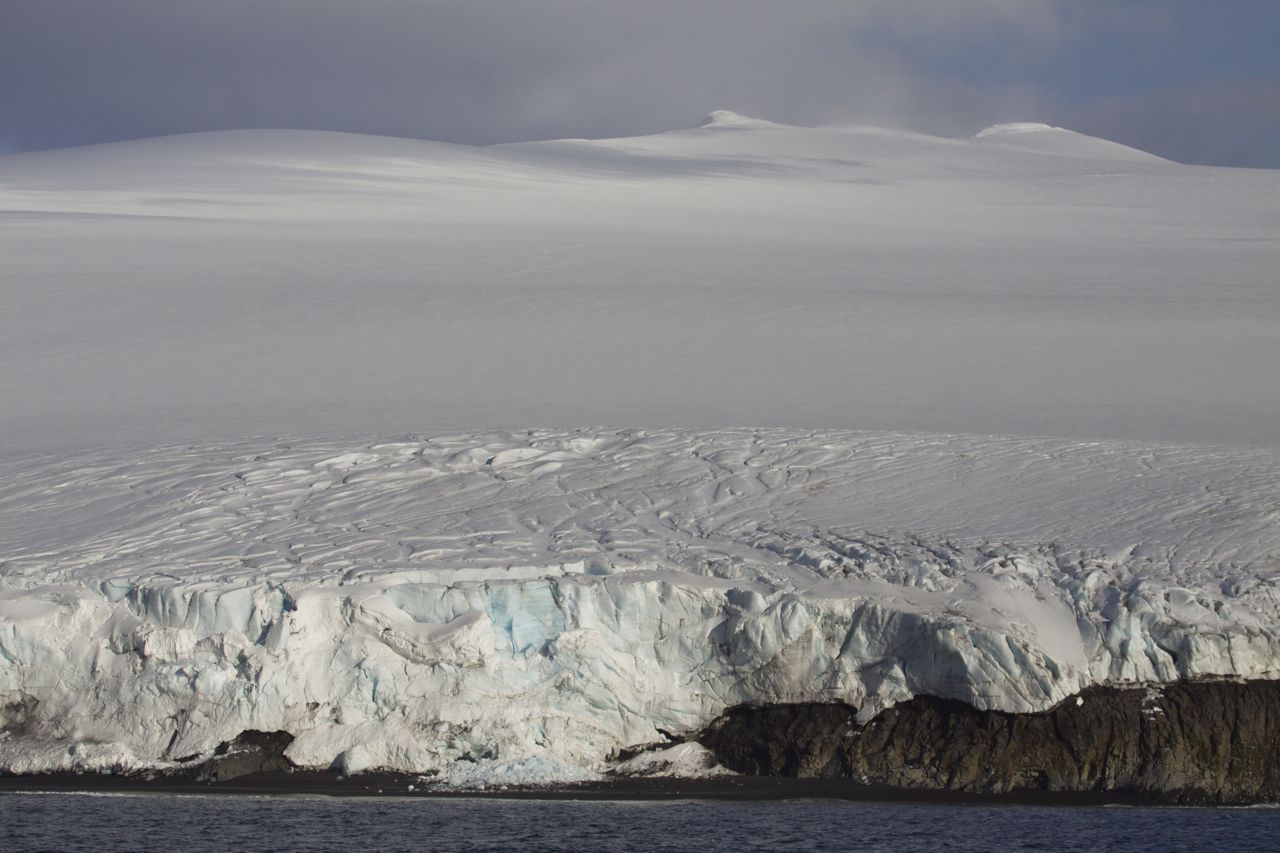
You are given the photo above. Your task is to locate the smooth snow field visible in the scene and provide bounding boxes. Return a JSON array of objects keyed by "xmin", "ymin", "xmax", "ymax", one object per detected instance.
[
  {"xmin": 2, "ymin": 112, "xmax": 1278, "ymax": 448},
  {"xmin": 1, "ymin": 113, "xmax": 1277, "ymax": 782}
]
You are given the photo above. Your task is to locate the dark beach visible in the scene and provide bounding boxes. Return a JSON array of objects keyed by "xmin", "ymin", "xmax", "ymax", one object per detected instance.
[{"xmin": 0, "ymin": 770, "xmax": 1224, "ymax": 807}]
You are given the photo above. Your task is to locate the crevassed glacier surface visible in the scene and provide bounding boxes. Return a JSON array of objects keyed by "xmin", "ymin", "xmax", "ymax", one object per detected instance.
[{"xmin": 1, "ymin": 429, "xmax": 1276, "ymax": 780}]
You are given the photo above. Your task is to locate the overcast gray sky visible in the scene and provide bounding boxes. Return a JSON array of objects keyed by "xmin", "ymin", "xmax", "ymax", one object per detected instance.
[{"xmin": 2, "ymin": 0, "xmax": 1277, "ymax": 166}]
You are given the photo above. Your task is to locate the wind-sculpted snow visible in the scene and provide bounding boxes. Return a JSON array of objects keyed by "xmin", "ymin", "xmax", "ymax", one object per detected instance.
[{"xmin": 1, "ymin": 430, "xmax": 1277, "ymax": 781}]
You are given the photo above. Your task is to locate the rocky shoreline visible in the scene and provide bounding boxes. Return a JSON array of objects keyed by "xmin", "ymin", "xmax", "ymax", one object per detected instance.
[
  {"xmin": 701, "ymin": 680, "xmax": 1280, "ymax": 805},
  {"xmin": 2, "ymin": 680, "xmax": 1277, "ymax": 805}
]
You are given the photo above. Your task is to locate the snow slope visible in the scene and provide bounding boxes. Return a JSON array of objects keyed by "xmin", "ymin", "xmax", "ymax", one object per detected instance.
[
  {"xmin": 1, "ymin": 113, "xmax": 1277, "ymax": 448},
  {"xmin": 1, "ymin": 115, "xmax": 1278, "ymax": 781}
]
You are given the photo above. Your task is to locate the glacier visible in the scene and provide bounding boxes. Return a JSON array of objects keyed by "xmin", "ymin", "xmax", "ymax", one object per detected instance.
[
  {"xmin": 1, "ymin": 112, "xmax": 1278, "ymax": 785},
  {"xmin": 1, "ymin": 429, "xmax": 1277, "ymax": 781}
]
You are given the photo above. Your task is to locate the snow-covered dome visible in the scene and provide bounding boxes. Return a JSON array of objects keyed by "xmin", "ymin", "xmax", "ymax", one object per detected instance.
[
  {"xmin": 973, "ymin": 122, "xmax": 1062, "ymax": 138},
  {"xmin": 701, "ymin": 109, "xmax": 777, "ymax": 128}
]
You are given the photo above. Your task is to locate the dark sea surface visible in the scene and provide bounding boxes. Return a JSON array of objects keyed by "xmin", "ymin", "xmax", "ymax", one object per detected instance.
[{"xmin": 3, "ymin": 792, "xmax": 1278, "ymax": 852}]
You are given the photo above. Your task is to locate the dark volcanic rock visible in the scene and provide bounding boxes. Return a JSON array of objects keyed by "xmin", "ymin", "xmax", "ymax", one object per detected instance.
[
  {"xmin": 0, "ymin": 693, "xmax": 39, "ymax": 737},
  {"xmin": 699, "ymin": 680, "xmax": 1280, "ymax": 804},
  {"xmin": 174, "ymin": 730, "xmax": 296, "ymax": 783}
]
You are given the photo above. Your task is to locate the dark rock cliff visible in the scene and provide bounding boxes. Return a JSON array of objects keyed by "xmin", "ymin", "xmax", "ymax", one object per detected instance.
[
  {"xmin": 167, "ymin": 730, "xmax": 296, "ymax": 783},
  {"xmin": 699, "ymin": 680, "xmax": 1280, "ymax": 804}
]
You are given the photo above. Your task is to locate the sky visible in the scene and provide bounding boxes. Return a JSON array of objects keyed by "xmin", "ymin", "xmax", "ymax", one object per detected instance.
[{"xmin": 1, "ymin": 0, "xmax": 1277, "ymax": 167}]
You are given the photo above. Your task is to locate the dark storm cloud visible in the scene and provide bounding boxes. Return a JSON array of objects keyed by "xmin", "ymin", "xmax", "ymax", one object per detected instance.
[{"xmin": 1, "ymin": 1, "xmax": 1277, "ymax": 166}]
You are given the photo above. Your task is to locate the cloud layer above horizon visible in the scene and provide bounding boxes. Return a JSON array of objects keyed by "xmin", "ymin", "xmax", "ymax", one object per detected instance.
[{"xmin": 2, "ymin": 0, "xmax": 1277, "ymax": 166}]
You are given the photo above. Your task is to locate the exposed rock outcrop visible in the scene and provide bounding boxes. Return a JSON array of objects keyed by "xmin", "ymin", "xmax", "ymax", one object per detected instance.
[
  {"xmin": 700, "ymin": 680, "xmax": 1280, "ymax": 804},
  {"xmin": 170, "ymin": 730, "xmax": 295, "ymax": 783}
]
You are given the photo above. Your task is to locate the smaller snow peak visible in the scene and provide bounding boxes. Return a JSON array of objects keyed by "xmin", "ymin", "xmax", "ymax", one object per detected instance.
[
  {"xmin": 972, "ymin": 121, "xmax": 1165, "ymax": 162},
  {"xmin": 974, "ymin": 122, "xmax": 1062, "ymax": 139},
  {"xmin": 701, "ymin": 110, "xmax": 775, "ymax": 129}
]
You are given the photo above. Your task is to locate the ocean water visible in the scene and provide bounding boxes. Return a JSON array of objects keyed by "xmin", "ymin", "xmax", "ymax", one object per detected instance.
[{"xmin": 2, "ymin": 793, "xmax": 1277, "ymax": 852}]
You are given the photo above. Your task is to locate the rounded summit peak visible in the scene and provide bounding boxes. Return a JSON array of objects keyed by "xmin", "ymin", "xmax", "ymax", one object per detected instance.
[
  {"xmin": 701, "ymin": 110, "xmax": 777, "ymax": 129},
  {"xmin": 973, "ymin": 122, "xmax": 1062, "ymax": 139}
]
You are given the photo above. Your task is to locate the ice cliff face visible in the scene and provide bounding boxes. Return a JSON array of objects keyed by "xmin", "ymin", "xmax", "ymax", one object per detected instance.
[{"xmin": 2, "ymin": 429, "xmax": 1277, "ymax": 781}]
